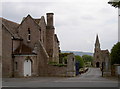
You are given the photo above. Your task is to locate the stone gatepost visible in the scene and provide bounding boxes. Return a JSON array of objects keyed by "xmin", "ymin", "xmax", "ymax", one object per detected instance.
[
  {"xmin": 103, "ymin": 56, "xmax": 111, "ymax": 77},
  {"xmin": 66, "ymin": 54, "xmax": 76, "ymax": 77}
]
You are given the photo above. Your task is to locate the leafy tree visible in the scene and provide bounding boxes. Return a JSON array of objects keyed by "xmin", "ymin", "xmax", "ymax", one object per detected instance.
[
  {"xmin": 75, "ymin": 55, "xmax": 85, "ymax": 68},
  {"xmin": 59, "ymin": 53, "xmax": 73, "ymax": 63},
  {"xmin": 108, "ymin": 0, "xmax": 120, "ymax": 8},
  {"xmin": 111, "ymin": 42, "xmax": 120, "ymax": 65},
  {"xmin": 82, "ymin": 55, "xmax": 93, "ymax": 62}
]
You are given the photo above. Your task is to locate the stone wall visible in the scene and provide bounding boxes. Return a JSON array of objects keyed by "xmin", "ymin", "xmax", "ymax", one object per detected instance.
[
  {"xmin": 2, "ymin": 25, "xmax": 13, "ymax": 77},
  {"xmin": 18, "ymin": 15, "xmax": 41, "ymax": 49},
  {"xmin": 13, "ymin": 40, "xmax": 20, "ymax": 52},
  {"xmin": 46, "ymin": 65, "xmax": 67, "ymax": 77},
  {"xmin": 13, "ymin": 55, "xmax": 38, "ymax": 77},
  {"xmin": 111, "ymin": 64, "xmax": 120, "ymax": 77},
  {"xmin": 36, "ymin": 41, "xmax": 49, "ymax": 76},
  {"xmin": 39, "ymin": 16, "xmax": 47, "ymax": 49},
  {"xmin": 53, "ymin": 34, "xmax": 59, "ymax": 63},
  {"xmin": 45, "ymin": 54, "xmax": 76, "ymax": 77}
]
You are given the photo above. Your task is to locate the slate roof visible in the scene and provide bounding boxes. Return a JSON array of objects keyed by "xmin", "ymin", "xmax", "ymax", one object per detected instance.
[
  {"xmin": 13, "ymin": 43, "xmax": 33, "ymax": 55},
  {"xmin": 54, "ymin": 34, "xmax": 59, "ymax": 43},
  {"xmin": 34, "ymin": 18, "xmax": 41, "ymax": 24},
  {"xmin": 101, "ymin": 50, "xmax": 109, "ymax": 55},
  {"xmin": 1, "ymin": 17, "xmax": 19, "ymax": 34},
  {"xmin": 1, "ymin": 17, "xmax": 21, "ymax": 39}
]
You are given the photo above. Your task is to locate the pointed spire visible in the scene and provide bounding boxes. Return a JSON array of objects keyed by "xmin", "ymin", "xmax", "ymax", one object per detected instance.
[{"xmin": 95, "ymin": 34, "xmax": 100, "ymax": 44}]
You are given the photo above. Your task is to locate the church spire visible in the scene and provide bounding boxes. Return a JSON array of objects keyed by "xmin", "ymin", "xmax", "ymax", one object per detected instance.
[
  {"xmin": 94, "ymin": 34, "xmax": 101, "ymax": 53},
  {"xmin": 95, "ymin": 34, "xmax": 100, "ymax": 45}
]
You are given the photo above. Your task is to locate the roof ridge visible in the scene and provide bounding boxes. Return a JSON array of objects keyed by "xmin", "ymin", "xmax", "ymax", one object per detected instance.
[{"xmin": 2, "ymin": 17, "xmax": 19, "ymax": 25}]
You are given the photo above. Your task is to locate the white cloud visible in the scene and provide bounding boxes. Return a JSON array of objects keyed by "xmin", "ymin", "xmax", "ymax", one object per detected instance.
[{"xmin": 1, "ymin": 0, "xmax": 118, "ymax": 52}]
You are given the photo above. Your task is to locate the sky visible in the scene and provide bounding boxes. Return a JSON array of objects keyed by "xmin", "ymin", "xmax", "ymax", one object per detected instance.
[{"xmin": 0, "ymin": 0, "xmax": 118, "ymax": 53}]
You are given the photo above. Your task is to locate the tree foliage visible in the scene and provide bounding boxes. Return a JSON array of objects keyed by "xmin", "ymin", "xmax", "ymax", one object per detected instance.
[
  {"xmin": 59, "ymin": 53, "xmax": 73, "ymax": 63},
  {"xmin": 82, "ymin": 55, "xmax": 93, "ymax": 62},
  {"xmin": 75, "ymin": 55, "xmax": 85, "ymax": 68},
  {"xmin": 108, "ymin": 0, "xmax": 120, "ymax": 8},
  {"xmin": 111, "ymin": 42, "xmax": 120, "ymax": 65}
]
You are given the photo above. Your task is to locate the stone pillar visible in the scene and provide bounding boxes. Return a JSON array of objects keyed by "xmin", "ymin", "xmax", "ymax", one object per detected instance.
[{"xmin": 66, "ymin": 54, "xmax": 76, "ymax": 77}]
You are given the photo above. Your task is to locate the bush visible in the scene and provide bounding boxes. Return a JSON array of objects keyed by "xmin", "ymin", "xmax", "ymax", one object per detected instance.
[
  {"xmin": 111, "ymin": 42, "xmax": 120, "ymax": 65},
  {"xmin": 48, "ymin": 61, "xmax": 66, "ymax": 67},
  {"xmin": 82, "ymin": 55, "xmax": 93, "ymax": 62},
  {"xmin": 59, "ymin": 53, "xmax": 73, "ymax": 63},
  {"xmin": 75, "ymin": 55, "xmax": 85, "ymax": 68},
  {"xmin": 48, "ymin": 61, "xmax": 57, "ymax": 65}
]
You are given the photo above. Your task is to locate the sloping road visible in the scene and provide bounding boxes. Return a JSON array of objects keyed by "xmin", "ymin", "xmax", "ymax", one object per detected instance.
[
  {"xmin": 57, "ymin": 68, "xmax": 116, "ymax": 82},
  {"xmin": 2, "ymin": 68, "xmax": 119, "ymax": 88}
]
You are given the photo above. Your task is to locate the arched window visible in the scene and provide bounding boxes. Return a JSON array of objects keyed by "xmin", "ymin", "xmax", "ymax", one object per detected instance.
[
  {"xmin": 27, "ymin": 28, "xmax": 31, "ymax": 42},
  {"xmin": 39, "ymin": 29, "xmax": 41, "ymax": 41},
  {"xmin": 15, "ymin": 62, "xmax": 18, "ymax": 70},
  {"xmin": 97, "ymin": 55, "xmax": 99, "ymax": 59}
]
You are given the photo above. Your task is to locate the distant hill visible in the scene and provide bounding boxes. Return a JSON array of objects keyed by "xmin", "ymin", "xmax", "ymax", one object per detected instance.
[{"xmin": 61, "ymin": 51, "xmax": 93, "ymax": 57}]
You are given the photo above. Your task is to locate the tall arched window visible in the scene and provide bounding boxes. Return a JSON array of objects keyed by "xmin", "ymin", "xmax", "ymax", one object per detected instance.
[
  {"xmin": 39, "ymin": 29, "xmax": 41, "ymax": 41},
  {"xmin": 27, "ymin": 28, "xmax": 31, "ymax": 42},
  {"xmin": 15, "ymin": 62, "xmax": 18, "ymax": 70}
]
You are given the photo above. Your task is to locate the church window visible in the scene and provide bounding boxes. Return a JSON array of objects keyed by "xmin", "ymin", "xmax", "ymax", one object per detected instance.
[
  {"xmin": 39, "ymin": 29, "xmax": 41, "ymax": 41},
  {"xmin": 15, "ymin": 62, "xmax": 18, "ymax": 70},
  {"xmin": 97, "ymin": 56, "xmax": 99, "ymax": 59},
  {"xmin": 27, "ymin": 28, "xmax": 31, "ymax": 42},
  {"xmin": 43, "ymin": 31, "xmax": 44, "ymax": 43},
  {"xmin": 73, "ymin": 58, "xmax": 74, "ymax": 61}
]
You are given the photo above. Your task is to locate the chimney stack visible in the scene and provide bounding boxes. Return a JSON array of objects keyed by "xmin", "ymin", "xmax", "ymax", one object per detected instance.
[{"xmin": 46, "ymin": 13, "xmax": 54, "ymax": 29}]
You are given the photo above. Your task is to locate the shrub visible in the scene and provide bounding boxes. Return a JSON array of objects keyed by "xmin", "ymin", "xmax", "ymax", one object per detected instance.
[
  {"xmin": 111, "ymin": 42, "xmax": 120, "ymax": 65},
  {"xmin": 75, "ymin": 55, "xmax": 85, "ymax": 68}
]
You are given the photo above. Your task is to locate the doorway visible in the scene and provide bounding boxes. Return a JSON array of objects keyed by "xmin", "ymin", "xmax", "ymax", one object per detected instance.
[
  {"xmin": 24, "ymin": 59, "xmax": 32, "ymax": 77},
  {"xmin": 96, "ymin": 62, "xmax": 100, "ymax": 68}
]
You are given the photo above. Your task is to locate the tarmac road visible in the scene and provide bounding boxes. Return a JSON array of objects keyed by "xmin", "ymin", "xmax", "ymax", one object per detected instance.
[{"xmin": 2, "ymin": 68, "xmax": 119, "ymax": 88}]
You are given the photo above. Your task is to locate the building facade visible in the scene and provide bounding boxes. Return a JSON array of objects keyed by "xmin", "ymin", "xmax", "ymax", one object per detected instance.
[
  {"xmin": 1, "ymin": 13, "xmax": 61, "ymax": 77},
  {"xmin": 93, "ymin": 35, "xmax": 111, "ymax": 71}
]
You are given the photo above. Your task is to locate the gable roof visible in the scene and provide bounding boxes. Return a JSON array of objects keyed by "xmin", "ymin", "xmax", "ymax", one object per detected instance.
[
  {"xmin": 1, "ymin": 17, "xmax": 21, "ymax": 39},
  {"xmin": 54, "ymin": 34, "xmax": 59, "ymax": 43},
  {"xmin": 1, "ymin": 17, "xmax": 19, "ymax": 34},
  {"xmin": 38, "ymin": 16, "xmax": 46, "ymax": 26},
  {"xmin": 34, "ymin": 18, "xmax": 41, "ymax": 24},
  {"xmin": 18, "ymin": 15, "xmax": 41, "ymax": 31},
  {"xmin": 13, "ymin": 43, "xmax": 33, "ymax": 55},
  {"xmin": 101, "ymin": 50, "xmax": 109, "ymax": 54}
]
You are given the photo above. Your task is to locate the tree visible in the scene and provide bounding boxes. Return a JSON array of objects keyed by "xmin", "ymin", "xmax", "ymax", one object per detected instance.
[
  {"xmin": 111, "ymin": 42, "xmax": 120, "ymax": 65},
  {"xmin": 108, "ymin": 0, "xmax": 120, "ymax": 8},
  {"xmin": 82, "ymin": 55, "xmax": 93, "ymax": 62},
  {"xmin": 59, "ymin": 53, "xmax": 73, "ymax": 63},
  {"xmin": 75, "ymin": 55, "xmax": 85, "ymax": 68}
]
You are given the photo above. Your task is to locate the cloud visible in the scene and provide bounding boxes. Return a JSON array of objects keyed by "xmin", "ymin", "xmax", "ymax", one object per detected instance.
[{"xmin": 1, "ymin": 0, "xmax": 118, "ymax": 52}]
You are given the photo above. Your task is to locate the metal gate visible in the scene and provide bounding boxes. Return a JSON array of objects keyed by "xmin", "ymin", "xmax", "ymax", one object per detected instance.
[{"xmin": 75, "ymin": 61, "xmax": 80, "ymax": 75}]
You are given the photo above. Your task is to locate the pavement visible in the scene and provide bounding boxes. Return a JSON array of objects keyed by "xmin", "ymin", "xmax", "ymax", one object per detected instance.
[{"xmin": 1, "ymin": 68, "xmax": 119, "ymax": 88}]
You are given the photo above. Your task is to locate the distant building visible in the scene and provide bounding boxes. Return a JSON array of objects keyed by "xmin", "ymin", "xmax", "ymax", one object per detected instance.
[
  {"xmin": 1, "ymin": 13, "xmax": 61, "ymax": 77},
  {"xmin": 93, "ymin": 35, "xmax": 111, "ymax": 71}
]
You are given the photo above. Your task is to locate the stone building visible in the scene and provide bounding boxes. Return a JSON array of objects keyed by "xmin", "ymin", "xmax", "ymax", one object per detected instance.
[
  {"xmin": 93, "ymin": 34, "xmax": 111, "ymax": 73},
  {"xmin": 1, "ymin": 13, "xmax": 61, "ymax": 77}
]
